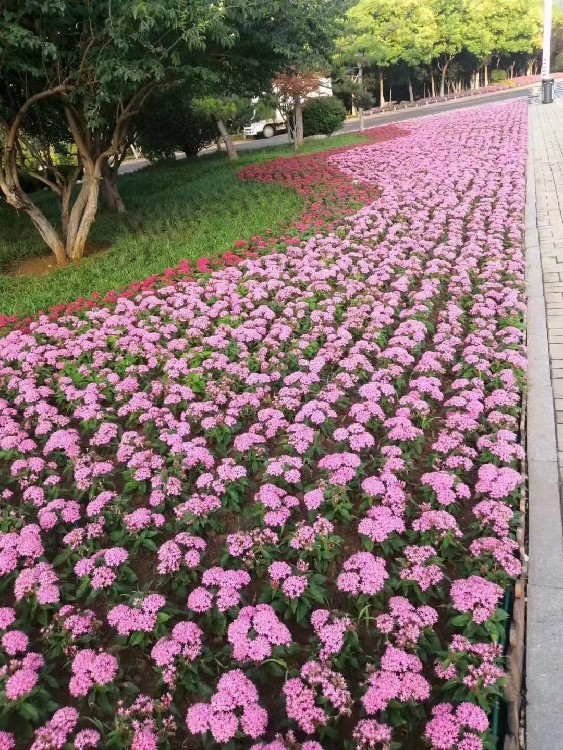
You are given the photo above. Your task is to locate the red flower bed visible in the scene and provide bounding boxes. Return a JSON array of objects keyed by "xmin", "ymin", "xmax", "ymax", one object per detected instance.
[{"xmin": 0, "ymin": 125, "xmax": 403, "ymax": 334}]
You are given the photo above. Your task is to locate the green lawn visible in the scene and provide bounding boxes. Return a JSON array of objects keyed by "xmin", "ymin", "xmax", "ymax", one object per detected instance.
[{"xmin": 0, "ymin": 134, "xmax": 366, "ymax": 320}]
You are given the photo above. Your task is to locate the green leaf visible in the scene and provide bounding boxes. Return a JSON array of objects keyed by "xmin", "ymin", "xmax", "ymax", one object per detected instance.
[{"xmin": 19, "ymin": 702, "xmax": 39, "ymax": 722}]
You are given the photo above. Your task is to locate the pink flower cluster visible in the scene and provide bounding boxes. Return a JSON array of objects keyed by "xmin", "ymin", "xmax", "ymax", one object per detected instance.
[
  {"xmin": 74, "ymin": 547, "xmax": 129, "ymax": 589},
  {"xmin": 156, "ymin": 533, "xmax": 206, "ymax": 574},
  {"xmin": 337, "ymin": 552, "xmax": 389, "ymax": 596},
  {"xmin": 283, "ymin": 661, "xmax": 351, "ymax": 734},
  {"xmin": 107, "ymin": 594, "xmax": 166, "ymax": 635},
  {"xmin": 228, "ymin": 604, "xmax": 291, "ymax": 661},
  {"xmin": 310, "ymin": 609, "xmax": 352, "ymax": 660},
  {"xmin": 69, "ymin": 649, "xmax": 119, "ymax": 697},
  {"xmin": 362, "ymin": 645, "xmax": 431, "ymax": 714},
  {"xmin": 268, "ymin": 561, "xmax": 309, "ymax": 599},
  {"xmin": 450, "ymin": 577, "xmax": 504, "ymax": 624},
  {"xmin": 376, "ymin": 596, "xmax": 438, "ymax": 648},
  {"xmin": 187, "ymin": 670, "xmax": 268, "ymax": 743},
  {"xmin": 188, "ymin": 568, "xmax": 250, "ymax": 612},
  {"xmin": 425, "ymin": 702, "xmax": 489, "ymax": 750},
  {"xmin": 29, "ymin": 707, "xmax": 100, "ymax": 750}
]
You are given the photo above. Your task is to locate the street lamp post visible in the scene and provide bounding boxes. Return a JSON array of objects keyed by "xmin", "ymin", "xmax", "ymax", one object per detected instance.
[
  {"xmin": 541, "ymin": 0, "xmax": 554, "ymax": 103},
  {"xmin": 541, "ymin": 0, "xmax": 553, "ymax": 79}
]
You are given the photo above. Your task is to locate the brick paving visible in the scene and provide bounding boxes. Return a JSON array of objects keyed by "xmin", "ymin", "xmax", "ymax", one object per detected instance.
[
  {"xmin": 530, "ymin": 100, "xmax": 563, "ymax": 450},
  {"xmin": 526, "ymin": 98, "xmax": 563, "ymax": 749}
]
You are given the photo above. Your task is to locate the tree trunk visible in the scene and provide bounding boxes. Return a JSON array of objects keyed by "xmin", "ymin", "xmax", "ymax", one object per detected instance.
[
  {"xmin": 527, "ymin": 58, "xmax": 533, "ymax": 76},
  {"xmin": 294, "ymin": 99, "xmax": 304, "ymax": 150},
  {"xmin": 215, "ymin": 118, "xmax": 238, "ymax": 160},
  {"xmin": 378, "ymin": 70, "xmax": 385, "ymax": 106},
  {"xmin": 358, "ymin": 63, "xmax": 365, "ymax": 132},
  {"xmin": 1, "ymin": 180, "xmax": 66, "ymax": 265},
  {"xmin": 484, "ymin": 64, "xmax": 489, "ymax": 87},
  {"xmin": 431, "ymin": 76, "xmax": 436, "ymax": 97},
  {"xmin": 26, "ymin": 203, "xmax": 66, "ymax": 265},
  {"xmin": 101, "ymin": 162, "xmax": 126, "ymax": 213},
  {"xmin": 64, "ymin": 169, "xmax": 100, "ymax": 261},
  {"xmin": 61, "ymin": 166, "xmax": 82, "ymax": 236},
  {"xmin": 69, "ymin": 181, "xmax": 100, "ymax": 261},
  {"xmin": 439, "ymin": 64, "xmax": 448, "ymax": 96},
  {"xmin": 408, "ymin": 77, "xmax": 414, "ymax": 103}
]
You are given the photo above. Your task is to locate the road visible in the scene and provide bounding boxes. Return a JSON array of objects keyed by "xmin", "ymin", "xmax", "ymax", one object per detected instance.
[{"xmin": 119, "ymin": 87, "xmax": 529, "ymax": 174}]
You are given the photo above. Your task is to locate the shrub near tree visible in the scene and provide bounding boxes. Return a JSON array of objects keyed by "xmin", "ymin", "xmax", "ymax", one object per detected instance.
[
  {"xmin": 136, "ymin": 89, "xmax": 218, "ymax": 161},
  {"xmin": 303, "ymin": 96, "xmax": 347, "ymax": 136}
]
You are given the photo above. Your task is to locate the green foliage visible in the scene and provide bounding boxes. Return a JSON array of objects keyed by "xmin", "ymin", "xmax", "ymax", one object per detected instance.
[
  {"xmin": 253, "ymin": 98, "xmax": 279, "ymax": 121},
  {"xmin": 490, "ymin": 69, "xmax": 508, "ymax": 82},
  {"xmin": 339, "ymin": 0, "xmax": 543, "ymax": 96},
  {"xmin": 332, "ymin": 78, "xmax": 374, "ymax": 110},
  {"xmin": 0, "ymin": 0, "xmax": 234, "ymax": 125},
  {"xmin": 136, "ymin": 89, "xmax": 217, "ymax": 159},
  {"xmin": 555, "ymin": 52, "xmax": 563, "ymax": 73},
  {"xmin": 302, "ymin": 96, "xmax": 347, "ymax": 136},
  {"xmin": 194, "ymin": 96, "xmax": 254, "ymax": 132}
]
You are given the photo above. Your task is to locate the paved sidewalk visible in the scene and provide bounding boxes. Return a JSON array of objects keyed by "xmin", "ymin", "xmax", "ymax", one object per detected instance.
[{"xmin": 526, "ymin": 99, "xmax": 563, "ymax": 749}]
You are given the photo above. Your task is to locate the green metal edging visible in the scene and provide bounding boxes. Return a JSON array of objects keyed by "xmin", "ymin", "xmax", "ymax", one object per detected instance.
[{"xmin": 492, "ymin": 586, "xmax": 515, "ymax": 749}]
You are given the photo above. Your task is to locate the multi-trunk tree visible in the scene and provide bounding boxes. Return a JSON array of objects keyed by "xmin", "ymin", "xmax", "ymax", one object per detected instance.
[
  {"xmin": 0, "ymin": 0, "xmax": 346, "ymax": 263},
  {"xmin": 0, "ymin": 0, "xmax": 235, "ymax": 264}
]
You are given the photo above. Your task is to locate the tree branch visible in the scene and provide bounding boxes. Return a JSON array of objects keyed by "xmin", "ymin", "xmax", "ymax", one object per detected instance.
[{"xmin": 5, "ymin": 84, "xmax": 74, "ymax": 153}]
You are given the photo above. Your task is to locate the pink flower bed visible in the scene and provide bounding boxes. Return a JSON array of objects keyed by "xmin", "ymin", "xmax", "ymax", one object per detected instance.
[{"xmin": 0, "ymin": 101, "xmax": 527, "ymax": 749}]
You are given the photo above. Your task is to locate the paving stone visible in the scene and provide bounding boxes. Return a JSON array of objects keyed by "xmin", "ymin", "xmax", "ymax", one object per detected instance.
[{"xmin": 526, "ymin": 101, "xmax": 563, "ymax": 750}]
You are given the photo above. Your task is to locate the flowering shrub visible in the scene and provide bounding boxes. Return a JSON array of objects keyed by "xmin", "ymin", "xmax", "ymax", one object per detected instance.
[{"xmin": 0, "ymin": 101, "xmax": 526, "ymax": 748}]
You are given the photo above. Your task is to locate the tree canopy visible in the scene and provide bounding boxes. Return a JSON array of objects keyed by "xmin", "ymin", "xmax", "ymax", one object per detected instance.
[
  {"xmin": 0, "ymin": 0, "xmax": 346, "ymax": 262},
  {"xmin": 339, "ymin": 0, "xmax": 543, "ymax": 100}
]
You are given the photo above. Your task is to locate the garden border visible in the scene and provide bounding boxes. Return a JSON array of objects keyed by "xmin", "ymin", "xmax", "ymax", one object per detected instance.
[{"xmin": 524, "ymin": 111, "xmax": 563, "ymax": 750}]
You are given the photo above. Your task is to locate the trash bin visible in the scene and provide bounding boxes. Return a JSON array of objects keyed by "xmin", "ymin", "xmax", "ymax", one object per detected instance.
[{"xmin": 542, "ymin": 77, "xmax": 554, "ymax": 104}]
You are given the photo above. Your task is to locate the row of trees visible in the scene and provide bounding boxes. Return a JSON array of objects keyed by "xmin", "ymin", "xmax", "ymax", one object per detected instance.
[
  {"xmin": 0, "ymin": 0, "xmax": 552, "ymax": 264},
  {"xmin": 336, "ymin": 0, "xmax": 544, "ymax": 108}
]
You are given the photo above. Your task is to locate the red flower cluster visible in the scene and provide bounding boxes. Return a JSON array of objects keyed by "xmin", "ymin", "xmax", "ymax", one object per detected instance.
[{"xmin": 0, "ymin": 125, "xmax": 402, "ymax": 333}]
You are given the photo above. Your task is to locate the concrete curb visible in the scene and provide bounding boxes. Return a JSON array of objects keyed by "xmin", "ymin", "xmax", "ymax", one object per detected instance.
[{"xmin": 525, "ymin": 106, "xmax": 563, "ymax": 750}]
